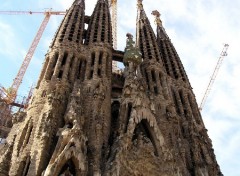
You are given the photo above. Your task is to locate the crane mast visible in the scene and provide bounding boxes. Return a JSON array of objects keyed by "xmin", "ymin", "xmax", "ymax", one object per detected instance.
[
  {"xmin": 109, "ymin": 0, "xmax": 117, "ymax": 49},
  {"xmin": 199, "ymin": 44, "xmax": 229, "ymax": 111},
  {"xmin": 10, "ymin": 14, "xmax": 50, "ymax": 103},
  {"xmin": 109, "ymin": 0, "xmax": 119, "ymax": 72},
  {"xmin": 0, "ymin": 10, "xmax": 65, "ymax": 104}
]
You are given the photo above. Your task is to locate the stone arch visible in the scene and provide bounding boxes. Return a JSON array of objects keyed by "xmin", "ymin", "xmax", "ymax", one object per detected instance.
[
  {"xmin": 132, "ymin": 119, "xmax": 160, "ymax": 156},
  {"xmin": 126, "ymin": 107, "xmax": 165, "ymax": 155},
  {"xmin": 43, "ymin": 138, "xmax": 86, "ymax": 176}
]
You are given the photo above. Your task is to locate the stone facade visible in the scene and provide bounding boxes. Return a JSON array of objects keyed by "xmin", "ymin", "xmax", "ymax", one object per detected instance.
[
  {"xmin": 0, "ymin": 0, "xmax": 222, "ymax": 175},
  {"xmin": 0, "ymin": 101, "xmax": 12, "ymax": 139}
]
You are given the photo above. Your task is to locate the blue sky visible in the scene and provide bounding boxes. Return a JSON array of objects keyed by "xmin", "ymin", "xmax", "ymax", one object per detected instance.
[{"xmin": 0, "ymin": 0, "xmax": 240, "ymax": 175}]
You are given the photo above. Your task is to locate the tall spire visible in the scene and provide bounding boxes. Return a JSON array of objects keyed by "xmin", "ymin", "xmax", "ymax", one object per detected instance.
[
  {"xmin": 136, "ymin": 0, "xmax": 162, "ymax": 63},
  {"xmin": 73, "ymin": 0, "xmax": 85, "ymax": 6},
  {"xmin": 51, "ymin": 0, "xmax": 85, "ymax": 46},
  {"xmin": 152, "ymin": 10, "xmax": 168, "ymax": 40},
  {"xmin": 153, "ymin": 10, "xmax": 189, "ymax": 82},
  {"xmin": 85, "ymin": 0, "xmax": 112, "ymax": 46}
]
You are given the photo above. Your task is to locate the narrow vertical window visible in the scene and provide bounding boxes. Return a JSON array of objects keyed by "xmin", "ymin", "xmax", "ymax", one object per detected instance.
[
  {"xmin": 172, "ymin": 89, "xmax": 180, "ymax": 115},
  {"xmin": 89, "ymin": 70, "xmax": 94, "ymax": 79},
  {"xmin": 81, "ymin": 60, "xmax": 86, "ymax": 81},
  {"xmin": 188, "ymin": 94, "xmax": 201, "ymax": 124},
  {"xmin": 24, "ymin": 125, "xmax": 33, "ymax": 146},
  {"xmin": 58, "ymin": 70, "xmax": 63, "ymax": 79},
  {"xmin": 159, "ymin": 73, "xmax": 164, "ymax": 87},
  {"xmin": 99, "ymin": 51, "xmax": 103, "ymax": 65},
  {"xmin": 106, "ymin": 55, "xmax": 109, "ymax": 77},
  {"xmin": 145, "ymin": 70, "xmax": 150, "ymax": 90},
  {"xmin": 77, "ymin": 60, "xmax": 82, "ymax": 79},
  {"xmin": 98, "ymin": 68, "xmax": 101, "ymax": 77},
  {"xmin": 22, "ymin": 156, "xmax": 31, "ymax": 176},
  {"xmin": 91, "ymin": 52, "xmax": 95, "ymax": 67},
  {"xmin": 48, "ymin": 52, "xmax": 59, "ymax": 80},
  {"xmin": 151, "ymin": 70, "xmax": 156, "ymax": 83},
  {"xmin": 109, "ymin": 101, "xmax": 120, "ymax": 146},
  {"xmin": 88, "ymin": 52, "xmax": 95, "ymax": 79},
  {"xmin": 68, "ymin": 55, "xmax": 74, "ymax": 80},
  {"xmin": 154, "ymin": 86, "xmax": 158, "ymax": 95},
  {"xmin": 52, "ymin": 53, "xmax": 59, "ymax": 68},
  {"xmin": 179, "ymin": 90, "xmax": 187, "ymax": 116},
  {"xmin": 61, "ymin": 52, "xmax": 68, "ymax": 66}
]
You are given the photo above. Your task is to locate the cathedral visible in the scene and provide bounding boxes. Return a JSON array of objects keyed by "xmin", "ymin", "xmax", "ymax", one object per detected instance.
[{"xmin": 0, "ymin": 0, "xmax": 222, "ymax": 175}]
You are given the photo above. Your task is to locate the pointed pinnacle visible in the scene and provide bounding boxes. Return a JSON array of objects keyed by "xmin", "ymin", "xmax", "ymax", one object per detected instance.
[
  {"xmin": 137, "ymin": 0, "xmax": 143, "ymax": 10},
  {"xmin": 152, "ymin": 10, "xmax": 163, "ymax": 26}
]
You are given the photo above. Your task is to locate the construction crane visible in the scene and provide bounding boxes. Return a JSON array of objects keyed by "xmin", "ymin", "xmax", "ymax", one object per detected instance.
[
  {"xmin": 0, "ymin": 1, "xmax": 120, "ymax": 104},
  {"xmin": 199, "ymin": 44, "xmax": 229, "ymax": 111},
  {"xmin": 0, "ymin": 10, "xmax": 65, "ymax": 104},
  {"xmin": 109, "ymin": 0, "xmax": 119, "ymax": 72},
  {"xmin": 109, "ymin": 0, "xmax": 117, "ymax": 49}
]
